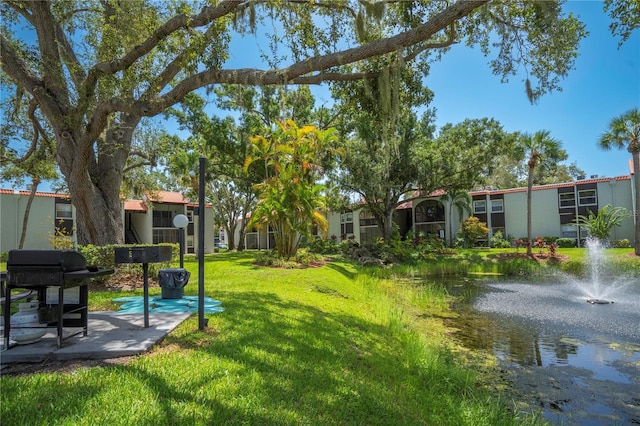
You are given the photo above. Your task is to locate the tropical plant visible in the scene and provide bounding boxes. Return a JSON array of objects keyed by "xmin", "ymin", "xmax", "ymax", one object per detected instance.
[
  {"xmin": 598, "ymin": 108, "xmax": 640, "ymax": 254},
  {"xmin": 515, "ymin": 130, "xmax": 566, "ymax": 255},
  {"xmin": 439, "ymin": 190, "xmax": 472, "ymax": 247},
  {"xmin": 457, "ymin": 216, "xmax": 488, "ymax": 248},
  {"xmin": 572, "ymin": 204, "xmax": 631, "ymax": 243},
  {"xmin": 490, "ymin": 230, "xmax": 511, "ymax": 248},
  {"xmin": 245, "ymin": 120, "xmax": 339, "ymax": 259}
]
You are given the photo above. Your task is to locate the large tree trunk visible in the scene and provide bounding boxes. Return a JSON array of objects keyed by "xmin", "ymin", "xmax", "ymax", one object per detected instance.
[
  {"xmin": 226, "ymin": 220, "xmax": 237, "ymax": 250},
  {"xmin": 56, "ymin": 117, "xmax": 139, "ymax": 245},
  {"xmin": 383, "ymin": 209, "xmax": 395, "ymax": 242}
]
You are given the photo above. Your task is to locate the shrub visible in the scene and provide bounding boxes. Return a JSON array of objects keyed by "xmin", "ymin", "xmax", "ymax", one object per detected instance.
[
  {"xmin": 556, "ymin": 238, "xmax": 576, "ymax": 248},
  {"xmin": 79, "ymin": 243, "xmax": 178, "ymax": 282},
  {"xmin": 573, "ymin": 204, "xmax": 631, "ymax": 241},
  {"xmin": 490, "ymin": 231, "xmax": 511, "ymax": 248},
  {"xmin": 48, "ymin": 219, "xmax": 74, "ymax": 250},
  {"xmin": 305, "ymin": 236, "xmax": 341, "ymax": 254},
  {"xmin": 610, "ymin": 239, "xmax": 631, "ymax": 248},
  {"xmin": 254, "ymin": 248, "xmax": 324, "ymax": 268},
  {"xmin": 457, "ymin": 216, "xmax": 488, "ymax": 248},
  {"xmin": 514, "ymin": 237, "xmax": 528, "ymax": 251}
]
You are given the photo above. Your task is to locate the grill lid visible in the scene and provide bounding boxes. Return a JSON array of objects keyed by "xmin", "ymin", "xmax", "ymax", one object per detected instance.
[{"xmin": 7, "ymin": 250, "xmax": 87, "ymax": 272}]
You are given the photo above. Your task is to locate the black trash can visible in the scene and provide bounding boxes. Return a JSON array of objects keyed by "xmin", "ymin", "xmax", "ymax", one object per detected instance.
[{"xmin": 158, "ymin": 268, "xmax": 190, "ymax": 299}]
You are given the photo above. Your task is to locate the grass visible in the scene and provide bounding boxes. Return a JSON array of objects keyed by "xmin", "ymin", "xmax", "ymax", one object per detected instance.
[
  {"xmin": 1, "ymin": 252, "xmax": 542, "ymax": 425},
  {"xmin": 3, "ymin": 246, "xmax": 639, "ymax": 425}
]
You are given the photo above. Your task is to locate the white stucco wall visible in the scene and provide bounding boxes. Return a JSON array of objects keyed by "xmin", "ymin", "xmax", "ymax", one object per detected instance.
[
  {"xmin": 1, "ymin": 192, "xmax": 76, "ymax": 251},
  {"xmin": 129, "ymin": 211, "xmax": 152, "ymax": 244},
  {"xmin": 598, "ymin": 179, "xmax": 634, "ymax": 243},
  {"xmin": 530, "ymin": 188, "xmax": 563, "ymax": 238},
  {"xmin": 192, "ymin": 208, "xmax": 214, "ymax": 254}
]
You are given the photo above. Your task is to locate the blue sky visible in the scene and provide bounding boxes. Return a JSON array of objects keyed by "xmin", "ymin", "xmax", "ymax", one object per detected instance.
[
  {"xmin": 220, "ymin": 1, "xmax": 638, "ymax": 180},
  {"xmin": 421, "ymin": 0, "xmax": 639, "ymax": 179}
]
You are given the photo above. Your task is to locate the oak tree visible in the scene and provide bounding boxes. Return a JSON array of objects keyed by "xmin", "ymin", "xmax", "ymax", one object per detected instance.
[{"xmin": 1, "ymin": 0, "xmax": 588, "ymax": 244}]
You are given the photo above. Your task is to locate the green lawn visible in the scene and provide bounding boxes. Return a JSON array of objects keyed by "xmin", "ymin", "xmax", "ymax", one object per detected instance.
[
  {"xmin": 3, "ymin": 247, "xmax": 638, "ymax": 425},
  {"xmin": 1, "ymin": 251, "xmax": 549, "ymax": 425}
]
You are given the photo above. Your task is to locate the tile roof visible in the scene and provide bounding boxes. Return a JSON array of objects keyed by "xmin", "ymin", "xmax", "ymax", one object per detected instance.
[
  {"xmin": 146, "ymin": 190, "xmax": 188, "ymax": 204},
  {"xmin": 124, "ymin": 199, "xmax": 147, "ymax": 212},
  {"xmin": 469, "ymin": 175, "xmax": 631, "ymax": 196},
  {"xmin": 0, "ymin": 188, "xmax": 68, "ymax": 198}
]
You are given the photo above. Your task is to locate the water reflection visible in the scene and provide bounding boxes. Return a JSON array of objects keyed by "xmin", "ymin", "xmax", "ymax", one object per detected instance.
[{"xmin": 441, "ymin": 276, "xmax": 640, "ymax": 425}]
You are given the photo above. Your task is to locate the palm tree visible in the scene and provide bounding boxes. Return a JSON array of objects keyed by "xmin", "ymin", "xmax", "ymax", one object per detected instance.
[
  {"xmin": 439, "ymin": 190, "xmax": 472, "ymax": 247},
  {"xmin": 598, "ymin": 108, "xmax": 640, "ymax": 255},
  {"xmin": 516, "ymin": 130, "xmax": 565, "ymax": 256},
  {"xmin": 245, "ymin": 120, "xmax": 335, "ymax": 259}
]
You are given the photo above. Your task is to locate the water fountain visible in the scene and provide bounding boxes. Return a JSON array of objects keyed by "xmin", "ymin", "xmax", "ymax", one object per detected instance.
[
  {"xmin": 580, "ymin": 238, "xmax": 623, "ymax": 305},
  {"xmin": 445, "ymin": 238, "xmax": 640, "ymax": 424}
]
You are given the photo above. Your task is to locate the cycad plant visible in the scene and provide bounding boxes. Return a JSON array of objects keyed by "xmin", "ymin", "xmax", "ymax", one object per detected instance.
[{"xmin": 573, "ymin": 204, "xmax": 630, "ymax": 243}]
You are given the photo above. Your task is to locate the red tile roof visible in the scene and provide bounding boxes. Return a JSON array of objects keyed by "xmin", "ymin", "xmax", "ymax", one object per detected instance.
[
  {"xmin": 124, "ymin": 199, "xmax": 147, "ymax": 212},
  {"xmin": 146, "ymin": 190, "xmax": 188, "ymax": 204},
  {"xmin": 0, "ymin": 188, "xmax": 68, "ymax": 198},
  {"xmin": 470, "ymin": 175, "xmax": 631, "ymax": 196}
]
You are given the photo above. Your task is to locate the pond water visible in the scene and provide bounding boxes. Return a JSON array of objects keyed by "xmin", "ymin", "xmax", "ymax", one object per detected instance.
[{"xmin": 441, "ymin": 275, "xmax": 640, "ymax": 425}]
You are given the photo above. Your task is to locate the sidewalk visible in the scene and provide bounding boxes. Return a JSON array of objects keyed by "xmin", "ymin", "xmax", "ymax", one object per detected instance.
[{"xmin": 0, "ymin": 311, "xmax": 191, "ymax": 364}]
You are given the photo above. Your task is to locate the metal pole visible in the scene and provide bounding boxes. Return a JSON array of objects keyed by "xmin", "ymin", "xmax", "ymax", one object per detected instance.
[
  {"xmin": 143, "ymin": 262, "xmax": 149, "ymax": 328},
  {"xmin": 198, "ymin": 157, "xmax": 207, "ymax": 330},
  {"xmin": 179, "ymin": 228, "xmax": 185, "ymax": 269}
]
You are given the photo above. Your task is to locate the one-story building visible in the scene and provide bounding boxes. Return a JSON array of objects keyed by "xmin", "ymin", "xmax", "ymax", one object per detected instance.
[{"xmin": 0, "ymin": 190, "xmax": 215, "ymax": 255}]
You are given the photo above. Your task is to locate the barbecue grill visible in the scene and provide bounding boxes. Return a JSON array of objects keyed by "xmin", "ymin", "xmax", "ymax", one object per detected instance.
[
  {"xmin": 3, "ymin": 249, "xmax": 113, "ymax": 349},
  {"xmin": 114, "ymin": 245, "xmax": 172, "ymax": 328}
]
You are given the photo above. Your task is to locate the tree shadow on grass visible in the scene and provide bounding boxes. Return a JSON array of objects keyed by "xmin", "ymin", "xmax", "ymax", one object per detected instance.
[
  {"xmin": 0, "ymin": 289, "xmax": 410, "ymax": 424},
  {"xmin": 145, "ymin": 290, "xmax": 433, "ymax": 424},
  {"xmin": 324, "ymin": 261, "xmax": 358, "ymax": 280}
]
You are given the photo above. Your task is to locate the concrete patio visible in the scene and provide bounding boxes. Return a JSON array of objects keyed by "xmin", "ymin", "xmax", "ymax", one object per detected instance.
[{"xmin": 0, "ymin": 311, "xmax": 190, "ymax": 364}]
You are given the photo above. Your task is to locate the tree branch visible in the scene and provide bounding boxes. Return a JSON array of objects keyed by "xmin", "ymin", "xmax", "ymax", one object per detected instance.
[
  {"xmin": 30, "ymin": 2, "xmax": 69, "ymax": 107},
  {"xmin": 90, "ymin": 0, "xmax": 243, "ymax": 78},
  {"xmin": 133, "ymin": 0, "xmax": 487, "ymax": 116}
]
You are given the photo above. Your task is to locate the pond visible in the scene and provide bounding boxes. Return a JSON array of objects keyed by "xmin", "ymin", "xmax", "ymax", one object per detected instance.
[{"xmin": 441, "ymin": 274, "xmax": 640, "ymax": 425}]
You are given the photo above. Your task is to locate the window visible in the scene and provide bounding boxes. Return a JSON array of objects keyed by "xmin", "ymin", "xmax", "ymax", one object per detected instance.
[
  {"xmin": 414, "ymin": 200, "xmax": 444, "ymax": 223},
  {"xmin": 153, "ymin": 228, "xmax": 179, "ymax": 244},
  {"xmin": 578, "ymin": 189, "xmax": 597, "ymax": 206},
  {"xmin": 153, "ymin": 211, "xmax": 173, "ymax": 227},
  {"xmin": 341, "ymin": 212, "xmax": 353, "ymax": 223},
  {"xmin": 341, "ymin": 212, "xmax": 353, "ymax": 236},
  {"xmin": 561, "ymin": 225, "xmax": 578, "ymax": 239},
  {"xmin": 491, "ymin": 227, "xmax": 505, "ymax": 235},
  {"xmin": 55, "ymin": 203, "xmax": 73, "ymax": 219},
  {"xmin": 360, "ymin": 226, "xmax": 382, "ymax": 244},
  {"xmin": 473, "ymin": 200, "xmax": 486, "ymax": 214},
  {"xmin": 559, "ymin": 192, "xmax": 575, "ymax": 208},
  {"xmin": 359, "ymin": 210, "xmax": 377, "ymax": 227},
  {"xmin": 490, "ymin": 199, "xmax": 504, "ymax": 213}
]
